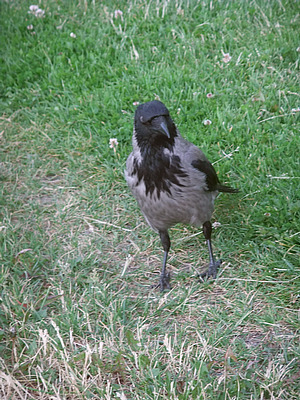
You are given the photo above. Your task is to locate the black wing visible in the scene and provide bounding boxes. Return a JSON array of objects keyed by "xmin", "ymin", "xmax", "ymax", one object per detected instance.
[
  {"xmin": 191, "ymin": 159, "xmax": 219, "ymax": 191},
  {"xmin": 191, "ymin": 159, "xmax": 238, "ymax": 193}
]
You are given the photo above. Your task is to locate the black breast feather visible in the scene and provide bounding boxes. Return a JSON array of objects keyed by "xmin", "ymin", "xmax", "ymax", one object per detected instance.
[{"xmin": 133, "ymin": 150, "xmax": 188, "ymax": 198}]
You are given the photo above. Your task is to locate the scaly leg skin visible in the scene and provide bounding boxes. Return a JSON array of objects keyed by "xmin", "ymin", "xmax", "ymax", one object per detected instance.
[
  {"xmin": 199, "ymin": 221, "xmax": 222, "ymax": 281},
  {"xmin": 151, "ymin": 250, "xmax": 171, "ymax": 290},
  {"xmin": 159, "ymin": 250, "xmax": 171, "ymax": 291},
  {"xmin": 157, "ymin": 230, "xmax": 171, "ymax": 291}
]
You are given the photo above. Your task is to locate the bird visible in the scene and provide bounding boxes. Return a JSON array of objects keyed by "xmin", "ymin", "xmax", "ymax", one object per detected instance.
[{"xmin": 125, "ymin": 100, "xmax": 238, "ymax": 291}]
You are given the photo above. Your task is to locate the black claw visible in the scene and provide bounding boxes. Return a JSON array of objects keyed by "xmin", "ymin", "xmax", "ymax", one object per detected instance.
[
  {"xmin": 199, "ymin": 259, "xmax": 222, "ymax": 281},
  {"xmin": 160, "ymin": 272, "xmax": 171, "ymax": 291},
  {"xmin": 152, "ymin": 272, "xmax": 171, "ymax": 291}
]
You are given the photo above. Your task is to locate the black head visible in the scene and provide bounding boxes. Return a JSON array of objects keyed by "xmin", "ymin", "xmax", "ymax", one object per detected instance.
[{"xmin": 134, "ymin": 100, "xmax": 177, "ymax": 146}]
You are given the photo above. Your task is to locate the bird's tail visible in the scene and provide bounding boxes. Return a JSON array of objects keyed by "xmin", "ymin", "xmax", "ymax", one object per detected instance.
[{"xmin": 216, "ymin": 184, "xmax": 239, "ymax": 193}]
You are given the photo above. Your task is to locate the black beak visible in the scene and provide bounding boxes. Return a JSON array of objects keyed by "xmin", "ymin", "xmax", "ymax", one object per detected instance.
[{"xmin": 159, "ymin": 118, "xmax": 170, "ymax": 138}]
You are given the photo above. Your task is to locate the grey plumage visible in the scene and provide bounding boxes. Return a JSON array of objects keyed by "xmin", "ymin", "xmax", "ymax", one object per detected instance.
[{"xmin": 125, "ymin": 100, "xmax": 238, "ymax": 290}]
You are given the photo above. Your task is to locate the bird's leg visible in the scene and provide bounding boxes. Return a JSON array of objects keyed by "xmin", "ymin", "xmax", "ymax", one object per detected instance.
[
  {"xmin": 158, "ymin": 230, "xmax": 171, "ymax": 291},
  {"xmin": 199, "ymin": 221, "xmax": 222, "ymax": 280}
]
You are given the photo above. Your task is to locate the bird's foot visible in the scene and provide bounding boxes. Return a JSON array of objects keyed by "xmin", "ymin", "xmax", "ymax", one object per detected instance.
[
  {"xmin": 199, "ymin": 259, "xmax": 222, "ymax": 281},
  {"xmin": 160, "ymin": 272, "xmax": 171, "ymax": 291},
  {"xmin": 151, "ymin": 272, "xmax": 171, "ymax": 291}
]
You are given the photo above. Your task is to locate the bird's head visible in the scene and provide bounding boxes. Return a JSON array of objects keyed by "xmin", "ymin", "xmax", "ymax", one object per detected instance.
[{"xmin": 134, "ymin": 101, "xmax": 177, "ymax": 146}]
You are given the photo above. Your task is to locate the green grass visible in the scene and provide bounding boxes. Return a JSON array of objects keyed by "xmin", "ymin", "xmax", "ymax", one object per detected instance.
[{"xmin": 0, "ymin": 0, "xmax": 299, "ymax": 398}]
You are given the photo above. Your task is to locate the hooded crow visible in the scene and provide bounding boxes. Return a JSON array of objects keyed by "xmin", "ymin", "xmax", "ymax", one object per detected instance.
[{"xmin": 125, "ymin": 100, "xmax": 238, "ymax": 290}]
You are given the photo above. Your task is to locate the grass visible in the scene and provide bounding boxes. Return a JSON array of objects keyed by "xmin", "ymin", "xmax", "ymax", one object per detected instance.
[{"xmin": 0, "ymin": 0, "xmax": 299, "ymax": 398}]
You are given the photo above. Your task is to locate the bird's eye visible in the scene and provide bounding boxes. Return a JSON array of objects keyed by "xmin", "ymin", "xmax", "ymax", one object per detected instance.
[
  {"xmin": 140, "ymin": 116, "xmax": 152, "ymax": 125},
  {"xmin": 140, "ymin": 116, "xmax": 160, "ymax": 125},
  {"xmin": 149, "ymin": 116, "xmax": 160, "ymax": 124}
]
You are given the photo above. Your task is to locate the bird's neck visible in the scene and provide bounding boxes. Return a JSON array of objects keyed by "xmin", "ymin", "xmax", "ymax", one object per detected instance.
[{"xmin": 135, "ymin": 134, "xmax": 175, "ymax": 158}]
